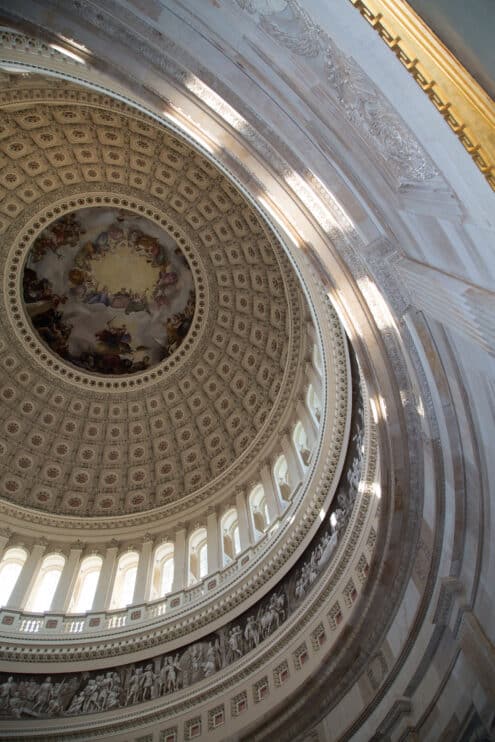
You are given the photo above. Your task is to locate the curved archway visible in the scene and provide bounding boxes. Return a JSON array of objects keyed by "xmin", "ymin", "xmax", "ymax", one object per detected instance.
[
  {"xmin": 25, "ymin": 554, "xmax": 65, "ymax": 613},
  {"xmin": 151, "ymin": 542, "xmax": 175, "ymax": 600},
  {"xmin": 68, "ymin": 555, "xmax": 103, "ymax": 614},
  {"xmin": 109, "ymin": 552, "xmax": 139, "ymax": 610},
  {"xmin": 188, "ymin": 528, "xmax": 208, "ymax": 586},
  {"xmin": 221, "ymin": 508, "xmax": 241, "ymax": 564},
  {"xmin": 0, "ymin": 547, "xmax": 28, "ymax": 608}
]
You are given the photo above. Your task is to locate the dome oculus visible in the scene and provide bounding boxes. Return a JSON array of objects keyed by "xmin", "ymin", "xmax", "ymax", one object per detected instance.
[{"xmin": 22, "ymin": 207, "xmax": 195, "ymax": 375}]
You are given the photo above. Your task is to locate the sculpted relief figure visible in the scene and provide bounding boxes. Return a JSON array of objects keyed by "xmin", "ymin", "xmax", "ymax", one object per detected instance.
[
  {"xmin": 32, "ymin": 676, "xmax": 53, "ymax": 714},
  {"xmin": 0, "ymin": 677, "xmax": 14, "ymax": 710},
  {"xmin": 0, "ymin": 389, "xmax": 365, "ymax": 720},
  {"xmin": 244, "ymin": 615, "xmax": 260, "ymax": 650}
]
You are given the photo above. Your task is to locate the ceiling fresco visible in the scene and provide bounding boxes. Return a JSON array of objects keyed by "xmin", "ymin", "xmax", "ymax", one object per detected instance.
[
  {"xmin": 0, "ymin": 78, "xmax": 311, "ymax": 517},
  {"xmin": 22, "ymin": 207, "xmax": 195, "ymax": 375}
]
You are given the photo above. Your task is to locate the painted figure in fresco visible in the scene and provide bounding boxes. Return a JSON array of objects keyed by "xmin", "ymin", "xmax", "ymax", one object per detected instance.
[
  {"xmin": 32, "ymin": 309, "xmax": 72, "ymax": 356},
  {"xmin": 111, "ymin": 289, "xmax": 131, "ymax": 309},
  {"xmin": 24, "ymin": 208, "xmax": 196, "ymax": 376},
  {"xmin": 23, "ymin": 268, "xmax": 53, "ymax": 303},
  {"xmin": 108, "ymin": 224, "xmax": 123, "ymax": 241},
  {"xmin": 85, "ymin": 284, "xmax": 111, "ymax": 306},
  {"xmin": 30, "ymin": 213, "xmax": 82, "ymax": 262},
  {"xmin": 93, "ymin": 231, "xmax": 109, "ymax": 255},
  {"xmin": 157, "ymin": 267, "xmax": 178, "ymax": 286},
  {"xmin": 95, "ymin": 323, "xmax": 132, "ymax": 354},
  {"xmin": 50, "ymin": 214, "xmax": 82, "ymax": 248},
  {"xmin": 132, "ymin": 231, "xmax": 167, "ymax": 267},
  {"xmin": 125, "ymin": 291, "xmax": 151, "ymax": 315},
  {"xmin": 74, "ymin": 241, "xmax": 95, "ymax": 269},
  {"xmin": 165, "ymin": 310, "xmax": 192, "ymax": 352}
]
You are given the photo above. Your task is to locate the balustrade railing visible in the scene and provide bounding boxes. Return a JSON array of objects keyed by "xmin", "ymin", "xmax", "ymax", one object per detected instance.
[{"xmin": 0, "ymin": 523, "xmax": 285, "ymax": 640}]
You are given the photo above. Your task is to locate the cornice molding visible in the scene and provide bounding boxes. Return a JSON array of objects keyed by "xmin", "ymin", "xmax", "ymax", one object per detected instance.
[{"xmin": 349, "ymin": 0, "xmax": 495, "ymax": 191}]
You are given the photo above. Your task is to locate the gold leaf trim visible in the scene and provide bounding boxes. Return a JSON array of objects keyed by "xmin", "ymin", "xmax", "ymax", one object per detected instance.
[{"xmin": 349, "ymin": 0, "xmax": 495, "ymax": 191}]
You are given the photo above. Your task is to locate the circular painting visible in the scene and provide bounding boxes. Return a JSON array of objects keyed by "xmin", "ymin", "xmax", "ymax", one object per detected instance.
[{"xmin": 22, "ymin": 207, "xmax": 195, "ymax": 375}]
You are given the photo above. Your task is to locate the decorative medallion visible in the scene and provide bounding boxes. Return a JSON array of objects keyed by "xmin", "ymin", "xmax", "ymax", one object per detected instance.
[{"xmin": 22, "ymin": 207, "xmax": 195, "ymax": 375}]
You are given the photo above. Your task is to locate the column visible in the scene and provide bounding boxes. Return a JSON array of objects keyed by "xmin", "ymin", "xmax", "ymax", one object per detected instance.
[
  {"xmin": 306, "ymin": 359, "xmax": 322, "ymax": 393},
  {"xmin": 297, "ymin": 397, "xmax": 318, "ymax": 443},
  {"xmin": 6, "ymin": 541, "xmax": 46, "ymax": 610},
  {"xmin": 260, "ymin": 463, "xmax": 282, "ymax": 522},
  {"xmin": 206, "ymin": 508, "xmax": 220, "ymax": 573},
  {"xmin": 235, "ymin": 489, "xmax": 252, "ymax": 551},
  {"xmin": 50, "ymin": 546, "xmax": 83, "ymax": 613},
  {"xmin": 397, "ymin": 256, "xmax": 494, "ymax": 355},
  {"xmin": 132, "ymin": 535, "xmax": 154, "ymax": 604},
  {"xmin": 217, "ymin": 510, "xmax": 226, "ymax": 568},
  {"xmin": 0, "ymin": 528, "xmax": 11, "ymax": 556},
  {"xmin": 92, "ymin": 544, "xmax": 118, "ymax": 612},
  {"xmin": 281, "ymin": 431, "xmax": 303, "ymax": 484},
  {"xmin": 172, "ymin": 525, "xmax": 187, "ymax": 592},
  {"xmin": 306, "ymin": 362, "xmax": 323, "ymax": 423}
]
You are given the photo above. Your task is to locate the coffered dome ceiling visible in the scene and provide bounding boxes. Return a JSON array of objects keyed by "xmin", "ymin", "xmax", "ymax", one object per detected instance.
[
  {"xmin": 0, "ymin": 4, "xmax": 493, "ymax": 742},
  {"xmin": 0, "ymin": 74, "xmax": 310, "ymax": 518}
]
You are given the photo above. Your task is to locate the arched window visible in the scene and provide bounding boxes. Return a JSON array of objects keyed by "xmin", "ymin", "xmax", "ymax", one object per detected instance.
[
  {"xmin": 274, "ymin": 454, "xmax": 291, "ymax": 503},
  {"xmin": 150, "ymin": 542, "xmax": 175, "ymax": 600},
  {"xmin": 0, "ymin": 547, "xmax": 27, "ymax": 607},
  {"xmin": 68, "ymin": 555, "xmax": 102, "ymax": 613},
  {"xmin": 249, "ymin": 484, "xmax": 270, "ymax": 540},
  {"xmin": 109, "ymin": 551, "xmax": 139, "ymax": 610},
  {"xmin": 221, "ymin": 509, "xmax": 241, "ymax": 565},
  {"xmin": 293, "ymin": 421, "xmax": 311, "ymax": 467},
  {"xmin": 307, "ymin": 384, "xmax": 322, "ymax": 425},
  {"xmin": 188, "ymin": 528, "xmax": 208, "ymax": 586},
  {"xmin": 25, "ymin": 553, "xmax": 65, "ymax": 613}
]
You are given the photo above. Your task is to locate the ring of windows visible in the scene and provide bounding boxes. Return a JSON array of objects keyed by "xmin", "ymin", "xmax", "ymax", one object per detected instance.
[{"xmin": 0, "ymin": 349, "xmax": 322, "ymax": 615}]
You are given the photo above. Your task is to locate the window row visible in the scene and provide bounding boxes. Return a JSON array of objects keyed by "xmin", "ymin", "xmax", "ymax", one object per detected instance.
[{"xmin": 0, "ymin": 405, "xmax": 322, "ymax": 615}]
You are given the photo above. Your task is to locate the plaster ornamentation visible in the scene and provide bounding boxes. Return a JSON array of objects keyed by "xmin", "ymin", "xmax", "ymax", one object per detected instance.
[
  {"xmin": 0, "ymin": 79, "xmax": 322, "ymax": 518},
  {"xmin": 0, "ymin": 69, "xmax": 358, "ymax": 678},
  {"xmin": 234, "ymin": 0, "xmax": 439, "ymax": 185},
  {"xmin": 0, "ymin": 29, "xmax": 85, "ymax": 68},
  {"xmin": 0, "ymin": 378, "xmax": 375, "ymax": 722},
  {"xmin": 0, "ymin": 12, "xmax": 466, "ymax": 742},
  {"xmin": 0, "ymin": 360, "xmax": 370, "ymax": 667}
]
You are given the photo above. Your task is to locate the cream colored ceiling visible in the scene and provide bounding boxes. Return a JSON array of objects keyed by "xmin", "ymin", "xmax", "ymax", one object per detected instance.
[{"xmin": 0, "ymin": 75, "xmax": 308, "ymax": 518}]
